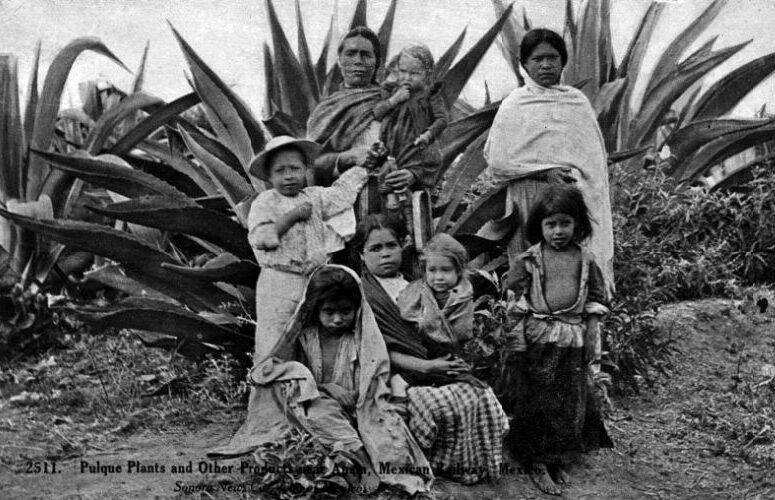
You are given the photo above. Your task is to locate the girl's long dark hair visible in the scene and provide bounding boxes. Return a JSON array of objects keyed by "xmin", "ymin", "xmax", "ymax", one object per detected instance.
[
  {"xmin": 525, "ymin": 184, "xmax": 593, "ymax": 245},
  {"xmin": 520, "ymin": 28, "xmax": 568, "ymax": 68}
]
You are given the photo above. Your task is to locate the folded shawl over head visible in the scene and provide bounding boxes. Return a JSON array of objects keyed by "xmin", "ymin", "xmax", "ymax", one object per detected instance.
[
  {"xmin": 249, "ymin": 265, "xmax": 432, "ymax": 495},
  {"xmin": 484, "ymin": 65, "xmax": 615, "ymax": 291}
]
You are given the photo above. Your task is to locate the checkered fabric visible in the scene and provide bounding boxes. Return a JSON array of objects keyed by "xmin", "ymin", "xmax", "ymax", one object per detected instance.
[{"xmin": 406, "ymin": 382, "xmax": 509, "ymax": 484}]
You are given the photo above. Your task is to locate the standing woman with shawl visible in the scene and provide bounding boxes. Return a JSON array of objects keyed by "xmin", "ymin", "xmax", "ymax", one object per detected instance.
[
  {"xmin": 354, "ymin": 215, "xmax": 508, "ymax": 485},
  {"xmin": 484, "ymin": 29, "xmax": 615, "ymax": 297}
]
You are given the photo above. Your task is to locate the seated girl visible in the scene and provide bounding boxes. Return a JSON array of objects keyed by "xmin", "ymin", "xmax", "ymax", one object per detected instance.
[
  {"xmin": 251, "ymin": 265, "xmax": 432, "ymax": 496},
  {"xmin": 354, "ymin": 215, "xmax": 508, "ymax": 485}
]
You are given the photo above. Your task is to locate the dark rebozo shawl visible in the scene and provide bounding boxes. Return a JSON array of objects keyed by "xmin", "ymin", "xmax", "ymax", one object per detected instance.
[
  {"xmin": 307, "ymin": 86, "xmax": 383, "ymax": 151},
  {"xmin": 378, "ymin": 82, "xmax": 444, "ymax": 189},
  {"xmin": 362, "ymin": 269, "xmax": 485, "ymax": 389}
]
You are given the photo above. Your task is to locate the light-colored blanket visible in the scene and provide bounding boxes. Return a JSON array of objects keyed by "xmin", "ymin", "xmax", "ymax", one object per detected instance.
[{"xmin": 484, "ymin": 66, "xmax": 614, "ymax": 291}]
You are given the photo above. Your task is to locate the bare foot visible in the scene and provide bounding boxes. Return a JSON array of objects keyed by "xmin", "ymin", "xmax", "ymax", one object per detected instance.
[
  {"xmin": 530, "ymin": 462, "xmax": 561, "ymax": 496},
  {"xmin": 555, "ymin": 465, "xmax": 571, "ymax": 485}
]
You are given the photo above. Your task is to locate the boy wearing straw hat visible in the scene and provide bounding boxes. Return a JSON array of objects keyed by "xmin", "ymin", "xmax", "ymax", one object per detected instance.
[{"xmin": 246, "ymin": 135, "xmax": 376, "ymax": 363}]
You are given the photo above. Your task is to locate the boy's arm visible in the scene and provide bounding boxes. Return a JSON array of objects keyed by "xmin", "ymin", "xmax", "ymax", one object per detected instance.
[
  {"xmin": 247, "ymin": 194, "xmax": 280, "ymax": 250},
  {"xmin": 318, "ymin": 165, "xmax": 370, "ymax": 219},
  {"xmin": 584, "ymin": 260, "xmax": 610, "ymax": 363}
]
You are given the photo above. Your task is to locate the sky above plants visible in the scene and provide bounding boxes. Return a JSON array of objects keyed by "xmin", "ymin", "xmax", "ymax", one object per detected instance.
[{"xmin": 1, "ymin": 0, "xmax": 773, "ymax": 118}]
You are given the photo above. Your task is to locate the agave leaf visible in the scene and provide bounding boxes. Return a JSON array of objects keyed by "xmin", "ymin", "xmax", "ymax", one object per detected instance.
[
  {"xmin": 644, "ymin": 0, "xmax": 727, "ymax": 100},
  {"xmin": 4, "ymin": 195, "xmax": 54, "ymax": 275},
  {"xmin": 84, "ymin": 92, "xmax": 164, "ymax": 153},
  {"xmin": 177, "ymin": 119, "xmax": 248, "ymax": 182},
  {"xmin": 377, "ymin": 0, "xmax": 398, "ymax": 63},
  {"xmin": 263, "ymin": 43, "xmax": 279, "ymax": 118},
  {"xmin": 58, "ymin": 108, "xmax": 97, "ymax": 128},
  {"xmin": 563, "ymin": 0, "xmax": 577, "ymax": 57},
  {"xmin": 565, "ymin": 0, "xmax": 605, "ymax": 97},
  {"xmin": 438, "ymin": 101, "xmax": 500, "ymax": 176},
  {"xmin": 263, "ymin": 110, "xmax": 306, "ymax": 138},
  {"xmin": 110, "ymin": 92, "xmax": 201, "ymax": 155},
  {"xmin": 134, "ymin": 140, "xmax": 217, "ymax": 196},
  {"xmin": 616, "ymin": 2, "xmax": 665, "ymax": 146},
  {"xmin": 492, "ymin": 0, "xmax": 523, "ymax": 84},
  {"xmin": 33, "ymin": 150, "xmax": 188, "ymax": 201},
  {"xmin": 690, "ymin": 52, "xmax": 775, "ymax": 121},
  {"xmin": 448, "ymin": 184, "xmax": 507, "ymax": 236},
  {"xmin": 606, "ymin": 144, "xmax": 650, "ymax": 165},
  {"xmin": 643, "ymin": 36, "xmax": 717, "ymax": 104},
  {"xmin": 315, "ymin": 16, "xmax": 335, "ymax": 91},
  {"xmin": 664, "ymin": 118, "xmax": 770, "ymax": 174},
  {"xmin": 673, "ymin": 119, "xmax": 775, "ymax": 181},
  {"xmin": 26, "ymin": 37, "xmax": 129, "ymax": 199},
  {"xmin": 483, "ymin": 81, "xmax": 491, "ymax": 106},
  {"xmin": 23, "ymin": 40, "xmax": 41, "ymax": 160},
  {"xmin": 161, "ymin": 259, "xmax": 259, "ymax": 287},
  {"xmin": 87, "ymin": 195, "xmax": 253, "ymax": 260},
  {"xmin": 77, "ymin": 299, "xmax": 244, "ymax": 345},
  {"xmin": 443, "ymin": 3, "xmax": 513, "ymax": 108},
  {"xmin": 678, "ymin": 86, "xmax": 703, "ymax": 127},
  {"xmin": 434, "ymin": 27, "xmax": 467, "ymax": 80},
  {"xmin": 0, "ymin": 55, "xmax": 24, "ymax": 202},
  {"xmin": 629, "ymin": 40, "xmax": 751, "ymax": 147},
  {"xmin": 435, "ymin": 133, "xmax": 488, "ymax": 232},
  {"xmin": 455, "ymin": 233, "xmax": 505, "ymax": 260},
  {"xmin": 593, "ymin": 77, "xmax": 628, "ymax": 151},
  {"xmin": 131, "ymin": 41, "xmax": 150, "ymax": 93},
  {"xmin": 178, "ymin": 127, "xmax": 254, "ymax": 225},
  {"xmin": 710, "ymin": 150, "xmax": 775, "ymax": 191},
  {"xmin": 84, "ymin": 263, "xmax": 172, "ymax": 301},
  {"xmin": 598, "ymin": 0, "xmax": 615, "ymax": 83},
  {"xmin": 169, "ymin": 23, "xmax": 265, "ymax": 167},
  {"xmin": 0, "ymin": 210, "xmax": 235, "ymax": 310},
  {"xmin": 617, "ymin": 3, "xmax": 665, "ymax": 79},
  {"xmin": 295, "ymin": 0, "xmax": 319, "ymax": 100},
  {"xmin": 349, "ymin": 0, "xmax": 367, "ymax": 29},
  {"xmin": 264, "ymin": 0, "xmax": 316, "ymax": 125}
]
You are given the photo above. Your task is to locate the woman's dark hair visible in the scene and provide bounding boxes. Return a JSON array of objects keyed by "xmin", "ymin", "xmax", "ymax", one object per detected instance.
[
  {"xmin": 351, "ymin": 213, "xmax": 406, "ymax": 254},
  {"xmin": 525, "ymin": 184, "xmax": 593, "ymax": 245},
  {"xmin": 305, "ymin": 267, "xmax": 361, "ymax": 323},
  {"xmin": 337, "ymin": 26, "xmax": 382, "ymax": 81},
  {"xmin": 520, "ymin": 29, "xmax": 568, "ymax": 68}
]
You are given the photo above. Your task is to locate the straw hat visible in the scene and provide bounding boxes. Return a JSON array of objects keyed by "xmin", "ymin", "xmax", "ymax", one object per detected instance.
[{"xmin": 248, "ymin": 136, "xmax": 322, "ymax": 180}]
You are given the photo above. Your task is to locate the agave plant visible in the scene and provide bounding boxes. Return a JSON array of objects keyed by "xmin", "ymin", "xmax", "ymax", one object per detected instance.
[{"xmin": 1, "ymin": 0, "xmax": 515, "ymax": 357}]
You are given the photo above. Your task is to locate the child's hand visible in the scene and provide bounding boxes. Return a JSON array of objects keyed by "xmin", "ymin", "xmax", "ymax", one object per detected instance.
[
  {"xmin": 413, "ymin": 131, "xmax": 433, "ymax": 149},
  {"xmin": 293, "ymin": 201, "xmax": 313, "ymax": 221},
  {"xmin": 390, "ymin": 85, "xmax": 411, "ymax": 106}
]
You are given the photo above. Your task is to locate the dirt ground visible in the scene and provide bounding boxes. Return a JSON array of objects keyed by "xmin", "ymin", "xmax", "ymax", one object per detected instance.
[{"xmin": 1, "ymin": 297, "xmax": 774, "ymax": 500}]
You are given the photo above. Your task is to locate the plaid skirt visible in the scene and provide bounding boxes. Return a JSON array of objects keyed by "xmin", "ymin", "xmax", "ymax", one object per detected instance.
[{"xmin": 406, "ymin": 382, "xmax": 508, "ymax": 484}]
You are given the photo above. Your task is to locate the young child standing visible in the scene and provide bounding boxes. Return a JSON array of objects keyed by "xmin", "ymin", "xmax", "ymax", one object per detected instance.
[
  {"xmin": 374, "ymin": 43, "xmax": 449, "ymax": 192},
  {"xmin": 502, "ymin": 184, "xmax": 613, "ymax": 496},
  {"xmin": 246, "ymin": 135, "xmax": 374, "ymax": 363}
]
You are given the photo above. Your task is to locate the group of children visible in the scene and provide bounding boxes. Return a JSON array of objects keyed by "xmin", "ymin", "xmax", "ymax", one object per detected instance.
[{"xmin": 244, "ymin": 40, "xmax": 611, "ymax": 497}]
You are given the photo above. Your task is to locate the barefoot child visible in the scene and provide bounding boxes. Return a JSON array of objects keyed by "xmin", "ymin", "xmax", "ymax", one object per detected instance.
[
  {"xmin": 502, "ymin": 184, "xmax": 613, "ymax": 495},
  {"xmin": 396, "ymin": 233, "xmax": 508, "ymax": 483},
  {"xmin": 252, "ymin": 266, "xmax": 432, "ymax": 495},
  {"xmin": 206, "ymin": 137, "xmax": 375, "ymax": 459}
]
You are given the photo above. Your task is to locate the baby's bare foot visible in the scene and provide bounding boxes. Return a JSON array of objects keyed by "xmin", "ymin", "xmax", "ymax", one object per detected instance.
[{"xmin": 530, "ymin": 462, "xmax": 561, "ymax": 496}]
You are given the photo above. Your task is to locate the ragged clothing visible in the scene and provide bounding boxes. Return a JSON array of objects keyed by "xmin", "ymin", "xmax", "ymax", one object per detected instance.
[
  {"xmin": 484, "ymin": 64, "xmax": 614, "ymax": 294},
  {"xmin": 247, "ymin": 165, "xmax": 368, "ymax": 275},
  {"xmin": 373, "ymin": 82, "xmax": 448, "ymax": 189},
  {"xmin": 501, "ymin": 243, "xmax": 613, "ymax": 463},
  {"xmin": 362, "ymin": 270, "xmax": 508, "ymax": 484},
  {"xmin": 397, "ymin": 277, "xmax": 474, "ymax": 357},
  {"xmin": 248, "ymin": 266, "xmax": 432, "ymax": 495}
]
